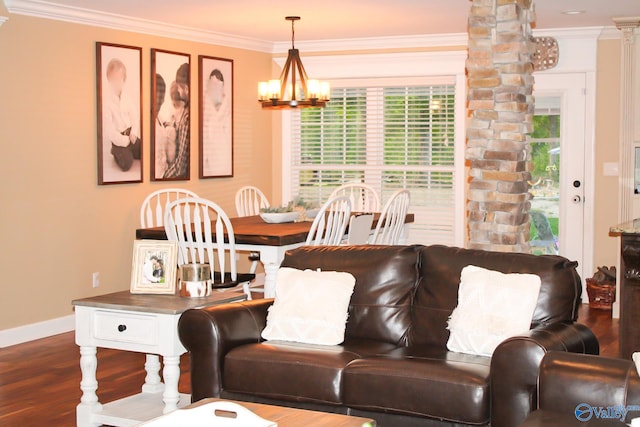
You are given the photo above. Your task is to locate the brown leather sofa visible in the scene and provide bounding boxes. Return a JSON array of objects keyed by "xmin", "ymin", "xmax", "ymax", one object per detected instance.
[
  {"xmin": 178, "ymin": 245, "xmax": 599, "ymax": 427},
  {"xmin": 520, "ymin": 351, "xmax": 640, "ymax": 426}
]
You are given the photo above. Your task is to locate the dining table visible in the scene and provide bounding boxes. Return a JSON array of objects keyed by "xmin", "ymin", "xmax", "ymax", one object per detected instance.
[{"xmin": 136, "ymin": 213, "xmax": 414, "ymax": 298}]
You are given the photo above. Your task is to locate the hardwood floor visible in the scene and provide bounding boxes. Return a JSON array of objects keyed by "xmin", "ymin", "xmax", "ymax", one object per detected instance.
[{"xmin": 0, "ymin": 304, "xmax": 619, "ymax": 426}]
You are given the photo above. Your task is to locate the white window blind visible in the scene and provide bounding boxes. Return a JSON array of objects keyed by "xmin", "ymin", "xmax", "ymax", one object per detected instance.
[{"xmin": 290, "ymin": 80, "xmax": 457, "ymax": 245}]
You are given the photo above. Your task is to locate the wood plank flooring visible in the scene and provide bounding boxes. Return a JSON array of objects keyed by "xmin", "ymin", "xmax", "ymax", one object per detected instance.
[{"xmin": 0, "ymin": 304, "xmax": 619, "ymax": 427}]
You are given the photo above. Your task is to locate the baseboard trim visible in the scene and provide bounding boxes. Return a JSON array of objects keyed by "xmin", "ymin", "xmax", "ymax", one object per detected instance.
[{"xmin": 0, "ymin": 315, "xmax": 75, "ymax": 348}]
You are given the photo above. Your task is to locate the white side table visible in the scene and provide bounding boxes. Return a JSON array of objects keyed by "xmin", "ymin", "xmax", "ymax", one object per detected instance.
[{"xmin": 72, "ymin": 290, "xmax": 246, "ymax": 427}]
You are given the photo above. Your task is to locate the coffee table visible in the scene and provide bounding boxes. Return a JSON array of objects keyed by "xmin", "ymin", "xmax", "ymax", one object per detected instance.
[
  {"xmin": 72, "ymin": 290, "xmax": 246, "ymax": 427},
  {"xmin": 148, "ymin": 398, "xmax": 377, "ymax": 426}
]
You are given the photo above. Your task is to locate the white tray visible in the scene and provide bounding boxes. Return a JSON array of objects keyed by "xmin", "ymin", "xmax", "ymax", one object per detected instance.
[{"xmin": 138, "ymin": 401, "xmax": 277, "ymax": 427}]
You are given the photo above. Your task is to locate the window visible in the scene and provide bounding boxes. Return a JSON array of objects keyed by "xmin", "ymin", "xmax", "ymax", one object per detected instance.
[{"xmin": 289, "ymin": 78, "xmax": 458, "ymax": 245}]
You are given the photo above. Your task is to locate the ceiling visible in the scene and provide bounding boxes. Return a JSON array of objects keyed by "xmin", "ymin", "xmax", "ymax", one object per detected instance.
[{"xmin": 9, "ymin": 0, "xmax": 640, "ymax": 42}]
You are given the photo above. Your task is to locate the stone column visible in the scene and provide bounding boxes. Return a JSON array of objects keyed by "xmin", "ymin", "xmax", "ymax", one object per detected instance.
[{"xmin": 466, "ymin": 0, "xmax": 535, "ymax": 252}]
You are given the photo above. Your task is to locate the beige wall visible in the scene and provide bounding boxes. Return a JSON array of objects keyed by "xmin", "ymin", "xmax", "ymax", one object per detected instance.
[
  {"xmin": 593, "ymin": 38, "xmax": 622, "ymax": 271},
  {"xmin": 0, "ymin": 12, "xmax": 273, "ymax": 329},
  {"xmin": 0, "ymin": 6, "xmax": 627, "ymax": 331}
]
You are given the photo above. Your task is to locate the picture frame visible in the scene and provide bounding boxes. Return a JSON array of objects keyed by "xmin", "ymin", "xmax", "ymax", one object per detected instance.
[
  {"xmin": 96, "ymin": 42, "xmax": 143, "ymax": 185},
  {"xmin": 151, "ymin": 49, "xmax": 191, "ymax": 181},
  {"xmin": 130, "ymin": 240, "xmax": 178, "ymax": 294},
  {"xmin": 199, "ymin": 55, "xmax": 234, "ymax": 178}
]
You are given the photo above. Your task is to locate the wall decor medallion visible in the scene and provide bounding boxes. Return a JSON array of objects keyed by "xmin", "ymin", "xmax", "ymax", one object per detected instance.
[{"xmin": 532, "ymin": 36, "xmax": 559, "ymax": 71}]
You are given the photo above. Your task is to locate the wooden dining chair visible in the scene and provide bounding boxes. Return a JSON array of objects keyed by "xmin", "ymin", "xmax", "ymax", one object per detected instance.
[
  {"xmin": 234, "ymin": 186, "xmax": 270, "ymax": 275},
  {"xmin": 329, "ymin": 183, "xmax": 380, "ymax": 212},
  {"xmin": 140, "ymin": 188, "xmax": 199, "ymax": 228},
  {"xmin": 305, "ymin": 196, "xmax": 352, "ymax": 246},
  {"xmin": 371, "ymin": 189, "xmax": 411, "ymax": 245},
  {"xmin": 164, "ymin": 197, "xmax": 254, "ymax": 299}
]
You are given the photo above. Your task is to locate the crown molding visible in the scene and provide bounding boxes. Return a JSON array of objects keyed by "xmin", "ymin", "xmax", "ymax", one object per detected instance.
[
  {"xmin": 0, "ymin": 16, "xmax": 7, "ymax": 26},
  {"xmin": 272, "ymin": 33, "xmax": 469, "ymax": 54},
  {"xmin": 532, "ymin": 26, "xmax": 608, "ymax": 41},
  {"xmin": 3, "ymin": 0, "xmax": 273, "ymax": 52},
  {"xmin": 612, "ymin": 16, "xmax": 640, "ymax": 30},
  {"xmin": 1, "ymin": 0, "xmax": 622, "ymax": 54}
]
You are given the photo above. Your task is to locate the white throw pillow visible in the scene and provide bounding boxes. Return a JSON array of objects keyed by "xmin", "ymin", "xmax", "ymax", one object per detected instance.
[
  {"xmin": 446, "ymin": 265, "xmax": 542, "ymax": 357},
  {"xmin": 632, "ymin": 352, "xmax": 640, "ymax": 376},
  {"xmin": 261, "ymin": 267, "xmax": 356, "ymax": 345}
]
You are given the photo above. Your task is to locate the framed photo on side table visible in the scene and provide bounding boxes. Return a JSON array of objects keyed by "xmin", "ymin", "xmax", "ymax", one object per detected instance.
[
  {"xmin": 130, "ymin": 240, "xmax": 178, "ymax": 294},
  {"xmin": 96, "ymin": 42, "xmax": 143, "ymax": 185},
  {"xmin": 199, "ymin": 55, "xmax": 233, "ymax": 178},
  {"xmin": 151, "ymin": 49, "xmax": 191, "ymax": 181}
]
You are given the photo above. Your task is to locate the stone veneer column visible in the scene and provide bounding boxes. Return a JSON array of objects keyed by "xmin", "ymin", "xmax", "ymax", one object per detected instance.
[{"xmin": 466, "ymin": 0, "xmax": 535, "ymax": 252}]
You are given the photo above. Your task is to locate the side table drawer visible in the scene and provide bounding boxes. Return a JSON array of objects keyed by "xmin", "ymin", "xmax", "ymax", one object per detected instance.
[{"xmin": 94, "ymin": 310, "xmax": 158, "ymax": 346}]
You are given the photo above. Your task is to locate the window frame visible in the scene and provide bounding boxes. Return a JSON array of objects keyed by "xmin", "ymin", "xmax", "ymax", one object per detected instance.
[{"xmin": 279, "ymin": 51, "xmax": 467, "ymax": 246}]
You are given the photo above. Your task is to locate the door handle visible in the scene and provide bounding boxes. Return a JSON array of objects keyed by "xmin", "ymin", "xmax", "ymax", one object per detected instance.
[{"xmin": 572, "ymin": 195, "xmax": 582, "ymax": 203}]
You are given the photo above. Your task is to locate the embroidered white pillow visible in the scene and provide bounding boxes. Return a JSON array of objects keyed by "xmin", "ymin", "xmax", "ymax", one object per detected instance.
[
  {"xmin": 447, "ymin": 265, "xmax": 542, "ymax": 357},
  {"xmin": 261, "ymin": 267, "xmax": 356, "ymax": 345}
]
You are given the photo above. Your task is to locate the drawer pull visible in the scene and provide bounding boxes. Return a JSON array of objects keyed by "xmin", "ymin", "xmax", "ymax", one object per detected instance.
[{"xmin": 117, "ymin": 324, "xmax": 127, "ymax": 332}]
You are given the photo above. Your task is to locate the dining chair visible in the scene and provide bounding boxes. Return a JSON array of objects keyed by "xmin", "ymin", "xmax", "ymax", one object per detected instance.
[
  {"xmin": 305, "ymin": 196, "xmax": 352, "ymax": 246},
  {"xmin": 164, "ymin": 197, "xmax": 255, "ymax": 299},
  {"xmin": 329, "ymin": 183, "xmax": 380, "ymax": 212},
  {"xmin": 140, "ymin": 188, "xmax": 199, "ymax": 228},
  {"xmin": 370, "ymin": 189, "xmax": 411, "ymax": 245},
  {"xmin": 139, "ymin": 188, "xmax": 200, "ymax": 383},
  {"xmin": 235, "ymin": 186, "xmax": 270, "ymax": 217},
  {"xmin": 234, "ymin": 186, "xmax": 270, "ymax": 275}
]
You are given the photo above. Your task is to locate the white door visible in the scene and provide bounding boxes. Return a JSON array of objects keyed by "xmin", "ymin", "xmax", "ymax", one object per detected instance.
[{"xmin": 531, "ymin": 73, "xmax": 589, "ymax": 289}]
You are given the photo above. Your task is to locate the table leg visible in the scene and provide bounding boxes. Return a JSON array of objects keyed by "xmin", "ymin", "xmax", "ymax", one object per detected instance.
[
  {"xmin": 162, "ymin": 355, "xmax": 180, "ymax": 413},
  {"xmin": 253, "ymin": 246, "xmax": 295, "ymax": 299},
  {"xmin": 77, "ymin": 345, "xmax": 102, "ymax": 427},
  {"xmin": 142, "ymin": 354, "xmax": 164, "ymax": 393},
  {"xmin": 263, "ymin": 263, "xmax": 280, "ymax": 298}
]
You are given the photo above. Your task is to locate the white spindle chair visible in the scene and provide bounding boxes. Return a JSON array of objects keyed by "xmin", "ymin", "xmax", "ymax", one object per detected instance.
[
  {"xmin": 139, "ymin": 188, "xmax": 199, "ymax": 383},
  {"xmin": 164, "ymin": 197, "xmax": 254, "ymax": 299},
  {"xmin": 140, "ymin": 188, "xmax": 199, "ymax": 228},
  {"xmin": 329, "ymin": 183, "xmax": 380, "ymax": 212},
  {"xmin": 370, "ymin": 189, "xmax": 411, "ymax": 245},
  {"xmin": 234, "ymin": 186, "xmax": 270, "ymax": 275},
  {"xmin": 305, "ymin": 196, "xmax": 352, "ymax": 246},
  {"xmin": 235, "ymin": 186, "xmax": 269, "ymax": 217}
]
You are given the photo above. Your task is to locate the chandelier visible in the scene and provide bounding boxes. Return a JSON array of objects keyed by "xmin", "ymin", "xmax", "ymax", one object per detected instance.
[{"xmin": 258, "ymin": 16, "xmax": 330, "ymax": 109}]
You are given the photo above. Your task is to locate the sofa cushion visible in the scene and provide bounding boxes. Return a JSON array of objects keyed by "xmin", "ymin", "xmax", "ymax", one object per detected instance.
[
  {"xmin": 281, "ymin": 245, "xmax": 421, "ymax": 346},
  {"xmin": 261, "ymin": 267, "xmax": 356, "ymax": 345},
  {"xmin": 223, "ymin": 338, "xmax": 398, "ymax": 405},
  {"xmin": 343, "ymin": 345, "xmax": 491, "ymax": 424},
  {"xmin": 446, "ymin": 265, "xmax": 541, "ymax": 356},
  {"xmin": 410, "ymin": 245, "xmax": 581, "ymax": 348}
]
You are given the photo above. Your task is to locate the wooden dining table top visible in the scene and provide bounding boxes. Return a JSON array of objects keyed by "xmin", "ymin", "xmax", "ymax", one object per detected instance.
[{"xmin": 135, "ymin": 213, "xmax": 414, "ymax": 247}]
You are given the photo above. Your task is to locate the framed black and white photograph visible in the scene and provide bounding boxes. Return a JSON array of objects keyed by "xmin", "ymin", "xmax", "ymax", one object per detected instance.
[
  {"xmin": 151, "ymin": 49, "xmax": 191, "ymax": 181},
  {"xmin": 96, "ymin": 42, "xmax": 143, "ymax": 185},
  {"xmin": 130, "ymin": 240, "xmax": 178, "ymax": 294},
  {"xmin": 199, "ymin": 55, "xmax": 233, "ymax": 178}
]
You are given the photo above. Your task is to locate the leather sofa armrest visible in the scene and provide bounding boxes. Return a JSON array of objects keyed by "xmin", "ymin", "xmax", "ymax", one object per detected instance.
[
  {"xmin": 178, "ymin": 298, "xmax": 273, "ymax": 401},
  {"xmin": 537, "ymin": 351, "xmax": 640, "ymax": 420},
  {"xmin": 489, "ymin": 322, "xmax": 599, "ymax": 427}
]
